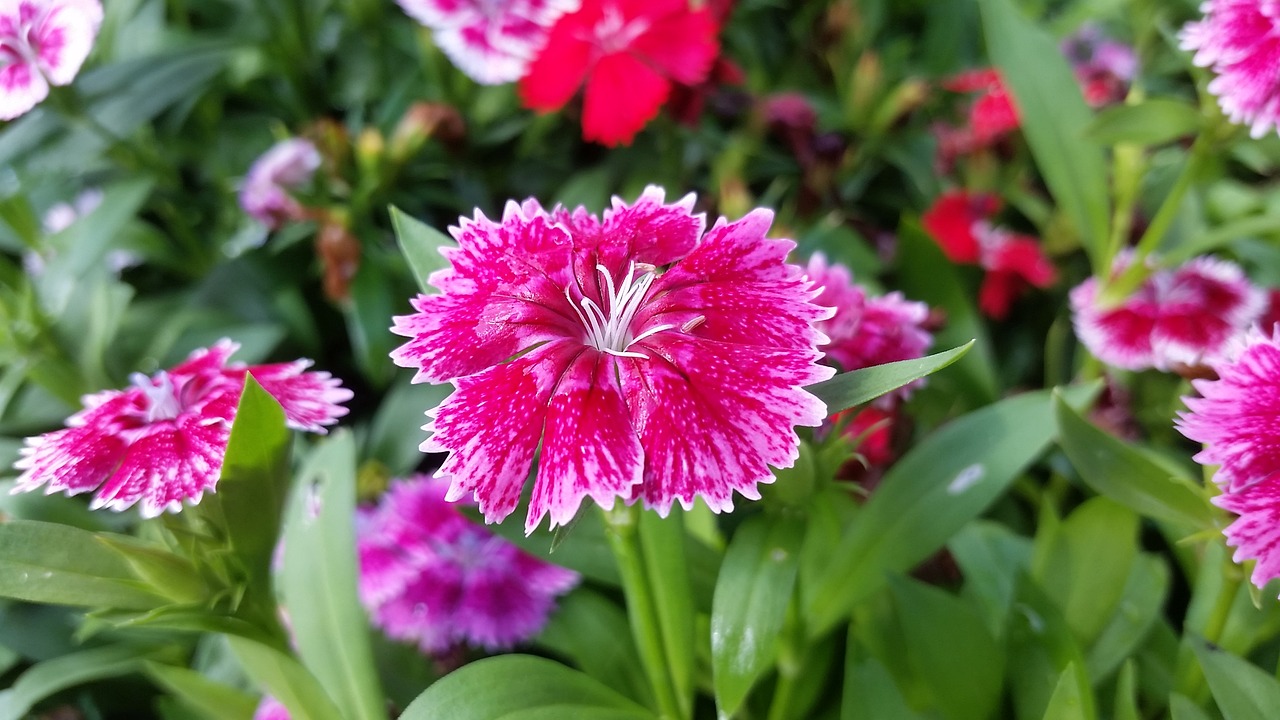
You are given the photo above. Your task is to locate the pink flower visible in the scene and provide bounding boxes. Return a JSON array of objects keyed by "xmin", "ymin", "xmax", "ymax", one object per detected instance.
[
  {"xmin": 921, "ymin": 191, "xmax": 1056, "ymax": 319},
  {"xmin": 0, "ymin": 0, "xmax": 102, "ymax": 121},
  {"xmin": 805, "ymin": 253, "xmax": 932, "ymax": 402},
  {"xmin": 240, "ymin": 138, "xmax": 322, "ymax": 229},
  {"xmin": 390, "ymin": 187, "xmax": 833, "ymax": 531},
  {"xmin": 396, "ymin": 0, "xmax": 577, "ymax": 85},
  {"xmin": 1070, "ymin": 253, "xmax": 1265, "ymax": 371},
  {"xmin": 1177, "ymin": 327, "xmax": 1280, "ymax": 590},
  {"xmin": 1061, "ymin": 24, "xmax": 1137, "ymax": 106},
  {"xmin": 1180, "ymin": 1, "xmax": 1280, "ymax": 138},
  {"xmin": 13, "ymin": 340, "xmax": 352, "ymax": 517},
  {"xmin": 357, "ymin": 476, "xmax": 579, "ymax": 653},
  {"xmin": 519, "ymin": 0, "xmax": 719, "ymax": 146},
  {"xmin": 253, "ymin": 696, "xmax": 290, "ymax": 720}
]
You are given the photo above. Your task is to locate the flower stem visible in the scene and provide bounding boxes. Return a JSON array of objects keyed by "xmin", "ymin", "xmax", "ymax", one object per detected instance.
[{"xmin": 603, "ymin": 505, "xmax": 687, "ymax": 720}]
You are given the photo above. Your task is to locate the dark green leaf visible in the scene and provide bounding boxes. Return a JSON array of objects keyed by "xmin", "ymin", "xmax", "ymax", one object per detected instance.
[
  {"xmin": 807, "ymin": 341, "xmax": 974, "ymax": 413},
  {"xmin": 390, "ymin": 205, "xmax": 455, "ymax": 293},
  {"xmin": 226, "ymin": 636, "xmax": 343, "ymax": 720},
  {"xmin": 841, "ymin": 639, "xmax": 927, "ymax": 720},
  {"xmin": 1084, "ymin": 100, "xmax": 1203, "ymax": 146},
  {"xmin": 0, "ymin": 644, "xmax": 177, "ymax": 720},
  {"xmin": 1086, "ymin": 555, "xmax": 1169, "ymax": 682},
  {"xmin": 536, "ymin": 590, "xmax": 651, "ymax": 706},
  {"xmin": 0, "ymin": 520, "xmax": 166, "ymax": 609},
  {"xmin": 146, "ymin": 662, "xmax": 259, "ymax": 720},
  {"xmin": 637, "ymin": 510, "xmax": 696, "ymax": 715}
]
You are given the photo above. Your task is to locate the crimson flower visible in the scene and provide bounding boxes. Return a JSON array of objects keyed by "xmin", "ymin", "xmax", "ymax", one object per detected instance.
[
  {"xmin": 934, "ymin": 68, "xmax": 1020, "ymax": 170},
  {"xmin": 390, "ymin": 187, "xmax": 833, "ymax": 532},
  {"xmin": 1070, "ymin": 253, "xmax": 1264, "ymax": 371},
  {"xmin": 1181, "ymin": 0, "xmax": 1280, "ymax": 138},
  {"xmin": 13, "ymin": 340, "xmax": 352, "ymax": 517},
  {"xmin": 357, "ymin": 476, "xmax": 579, "ymax": 653},
  {"xmin": 396, "ymin": 0, "xmax": 577, "ymax": 85},
  {"xmin": 921, "ymin": 191, "xmax": 1056, "ymax": 319},
  {"xmin": 1177, "ymin": 327, "xmax": 1280, "ymax": 591},
  {"xmin": 0, "ymin": 0, "xmax": 102, "ymax": 120},
  {"xmin": 519, "ymin": 0, "xmax": 718, "ymax": 146}
]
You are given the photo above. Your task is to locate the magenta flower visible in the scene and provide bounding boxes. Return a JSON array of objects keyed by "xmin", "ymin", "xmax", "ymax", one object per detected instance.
[
  {"xmin": 396, "ymin": 0, "xmax": 577, "ymax": 85},
  {"xmin": 357, "ymin": 476, "xmax": 579, "ymax": 653},
  {"xmin": 390, "ymin": 187, "xmax": 834, "ymax": 531},
  {"xmin": 1177, "ymin": 327, "xmax": 1280, "ymax": 590},
  {"xmin": 13, "ymin": 340, "xmax": 352, "ymax": 517},
  {"xmin": 240, "ymin": 138, "xmax": 322, "ymax": 229},
  {"xmin": 253, "ymin": 696, "xmax": 290, "ymax": 720},
  {"xmin": 1061, "ymin": 24, "xmax": 1137, "ymax": 106},
  {"xmin": 1070, "ymin": 253, "xmax": 1265, "ymax": 371},
  {"xmin": 0, "ymin": 0, "xmax": 102, "ymax": 121},
  {"xmin": 806, "ymin": 253, "xmax": 932, "ymax": 402},
  {"xmin": 1180, "ymin": 1, "xmax": 1280, "ymax": 138}
]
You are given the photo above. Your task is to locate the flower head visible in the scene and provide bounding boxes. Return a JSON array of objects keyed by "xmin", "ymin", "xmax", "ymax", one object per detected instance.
[
  {"xmin": 357, "ymin": 476, "xmax": 579, "ymax": 653},
  {"xmin": 921, "ymin": 191, "xmax": 1055, "ymax": 319},
  {"xmin": 1180, "ymin": 0, "xmax": 1280, "ymax": 138},
  {"xmin": 390, "ymin": 187, "xmax": 833, "ymax": 532},
  {"xmin": 240, "ymin": 138, "xmax": 322, "ymax": 229},
  {"xmin": 1061, "ymin": 24, "xmax": 1137, "ymax": 106},
  {"xmin": 805, "ymin": 253, "xmax": 932, "ymax": 402},
  {"xmin": 1070, "ymin": 253, "xmax": 1264, "ymax": 371},
  {"xmin": 253, "ymin": 696, "xmax": 290, "ymax": 720},
  {"xmin": 397, "ymin": 0, "xmax": 577, "ymax": 85},
  {"xmin": 519, "ymin": 0, "xmax": 719, "ymax": 145},
  {"xmin": 13, "ymin": 340, "xmax": 352, "ymax": 517},
  {"xmin": 0, "ymin": 0, "xmax": 102, "ymax": 121},
  {"xmin": 1177, "ymin": 327, "xmax": 1280, "ymax": 591}
]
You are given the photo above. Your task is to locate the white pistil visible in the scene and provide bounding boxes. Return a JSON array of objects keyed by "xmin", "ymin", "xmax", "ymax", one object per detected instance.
[
  {"xmin": 131, "ymin": 371, "xmax": 182, "ymax": 423},
  {"xmin": 566, "ymin": 262, "xmax": 674, "ymax": 359}
]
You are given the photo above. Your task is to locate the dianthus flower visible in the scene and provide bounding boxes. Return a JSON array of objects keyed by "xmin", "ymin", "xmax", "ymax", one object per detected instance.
[
  {"xmin": 240, "ymin": 138, "xmax": 322, "ymax": 229},
  {"xmin": 253, "ymin": 696, "xmax": 290, "ymax": 720},
  {"xmin": 13, "ymin": 340, "xmax": 352, "ymax": 517},
  {"xmin": 396, "ymin": 0, "xmax": 577, "ymax": 85},
  {"xmin": 1061, "ymin": 24, "xmax": 1137, "ymax": 106},
  {"xmin": 1177, "ymin": 327, "xmax": 1280, "ymax": 590},
  {"xmin": 357, "ymin": 476, "xmax": 579, "ymax": 652},
  {"xmin": 1069, "ymin": 253, "xmax": 1264, "ymax": 371},
  {"xmin": 805, "ymin": 253, "xmax": 932, "ymax": 402},
  {"xmin": 921, "ymin": 191, "xmax": 1056, "ymax": 319},
  {"xmin": 519, "ymin": 0, "xmax": 719, "ymax": 146},
  {"xmin": 1180, "ymin": 0, "xmax": 1280, "ymax": 138},
  {"xmin": 390, "ymin": 187, "xmax": 833, "ymax": 531},
  {"xmin": 933, "ymin": 68, "xmax": 1021, "ymax": 170},
  {"xmin": 0, "ymin": 0, "xmax": 101, "ymax": 121}
]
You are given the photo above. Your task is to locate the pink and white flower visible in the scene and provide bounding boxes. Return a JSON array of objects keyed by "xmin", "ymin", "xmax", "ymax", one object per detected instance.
[
  {"xmin": 240, "ymin": 138, "xmax": 322, "ymax": 229},
  {"xmin": 13, "ymin": 340, "xmax": 352, "ymax": 517},
  {"xmin": 0, "ymin": 0, "xmax": 102, "ymax": 121},
  {"xmin": 390, "ymin": 187, "xmax": 834, "ymax": 532},
  {"xmin": 357, "ymin": 476, "xmax": 579, "ymax": 653},
  {"xmin": 805, "ymin": 253, "xmax": 932, "ymax": 402},
  {"xmin": 1070, "ymin": 253, "xmax": 1265, "ymax": 371},
  {"xmin": 397, "ymin": 0, "xmax": 577, "ymax": 85},
  {"xmin": 1180, "ymin": 0, "xmax": 1280, "ymax": 138},
  {"xmin": 1177, "ymin": 327, "xmax": 1280, "ymax": 590}
]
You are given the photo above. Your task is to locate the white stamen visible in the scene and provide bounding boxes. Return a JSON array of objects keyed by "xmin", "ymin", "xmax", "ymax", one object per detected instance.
[
  {"xmin": 568, "ymin": 262, "xmax": 674, "ymax": 357},
  {"xmin": 130, "ymin": 371, "xmax": 182, "ymax": 423}
]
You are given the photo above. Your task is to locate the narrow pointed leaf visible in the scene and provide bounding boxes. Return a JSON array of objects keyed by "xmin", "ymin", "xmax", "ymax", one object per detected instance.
[
  {"xmin": 0, "ymin": 520, "xmax": 167, "ymax": 609},
  {"xmin": 390, "ymin": 206, "xmax": 456, "ymax": 293},
  {"xmin": 808, "ymin": 341, "xmax": 974, "ymax": 413},
  {"xmin": 1194, "ymin": 636, "xmax": 1280, "ymax": 720}
]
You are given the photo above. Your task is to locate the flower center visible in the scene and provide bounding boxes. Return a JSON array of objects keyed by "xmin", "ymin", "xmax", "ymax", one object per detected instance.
[
  {"xmin": 130, "ymin": 371, "xmax": 183, "ymax": 423},
  {"xmin": 566, "ymin": 262, "xmax": 673, "ymax": 359},
  {"xmin": 591, "ymin": 6, "xmax": 650, "ymax": 54}
]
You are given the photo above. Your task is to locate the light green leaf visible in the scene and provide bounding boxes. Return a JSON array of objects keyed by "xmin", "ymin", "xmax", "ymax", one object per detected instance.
[
  {"xmin": 1040, "ymin": 663, "xmax": 1092, "ymax": 720},
  {"xmin": 637, "ymin": 510, "xmax": 696, "ymax": 716},
  {"xmin": 0, "ymin": 520, "xmax": 167, "ymax": 609},
  {"xmin": 807, "ymin": 342, "xmax": 973, "ymax": 413},
  {"xmin": 1170, "ymin": 693, "xmax": 1214, "ymax": 720},
  {"xmin": 841, "ymin": 640, "xmax": 927, "ymax": 720},
  {"xmin": 145, "ymin": 662, "xmax": 259, "ymax": 720},
  {"xmin": 0, "ymin": 644, "xmax": 176, "ymax": 720},
  {"xmin": 227, "ymin": 636, "xmax": 343, "ymax": 720},
  {"xmin": 1084, "ymin": 100, "xmax": 1203, "ymax": 146},
  {"xmin": 281, "ymin": 431, "xmax": 386, "ymax": 720},
  {"xmin": 390, "ymin": 206, "xmax": 456, "ymax": 293},
  {"xmin": 1086, "ymin": 554, "xmax": 1169, "ymax": 683},
  {"xmin": 1194, "ymin": 636, "xmax": 1280, "ymax": 720},
  {"xmin": 536, "ymin": 590, "xmax": 651, "ymax": 706},
  {"xmin": 1112, "ymin": 662, "xmax": 1140, "ymax": 720},
  {"xmin": 96, "ymin": 535, "xmax": 209, "ymax": 605}
]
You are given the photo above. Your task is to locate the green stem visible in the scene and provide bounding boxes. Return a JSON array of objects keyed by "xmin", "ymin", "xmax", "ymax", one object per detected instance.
[{"xmin": 603, "ymin": 505, "xmax": 686, "ymax": 720}]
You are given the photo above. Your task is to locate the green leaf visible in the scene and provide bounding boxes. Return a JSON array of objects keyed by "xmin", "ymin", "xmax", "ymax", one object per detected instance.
[
  {"xmin": 1170, "ymin": 693, "xmax": 1214, "ymax": 720},
  {"xmin": 0, "ymin": 644, "xmax": 176, "ymax": 720},
  {"xmin": 1054, "ymin": 394, "xmax": 1214, "ymax": 531},
  {"xmin": 145, "ymin": 662, "xmax": 259, "ymax": 720},
  {"xmin": 807, "ymin": 341, "xmax": 974, "ymax": 413},
  {"xmin": 710, "ymin": 513, "xmax": 805, "ymax": 716},
  {"xmin": 536, "ymin": 590, "xmax": 651, "ymax": 706},
  {"xmin": 399, "ymin": 655, "xmax": 655, "ymax": 720},
  {"xmin": 802, "ymin": 384, "xmax": 1099, "ymax": 634},
  {"xmin": 281, "ymin": 431, "xmax": 386, "ymax": 720},
  {"xmin": 226, "ymin": 636, "xmax": 343, "ymax": 720},
  {"xmin": 390, "ymin": 205, "xmax": 456, "ymax": 293},
  {"xmin": 96, "ymin": 535, "xmax": 209, "ymax": 605},
  {"xmin": 1007, "ymin": 578, "xmax": 1095, "ymax": 720},
  {"xmin": 1084, "ymin": 100, "xmax": 1204, "ymax": 146},
  {"xmin": 948, "ymin": 521, "xmax": 1033, "ymax": 637},
  {"xmin": 1112, "ymin": 662, "xmax": 1140, "ymax": 720},
  {"xmin": 1194, "ymin": 636, "xmax": 1280, "ymax": 720},
  {"xmin": 636, "ymin": 509, "xmax": 696, "ymax": 715},
  {"xmin": 364, "ymin": 371, "xmax": 453, "ymax": 476},
  {"xmin": 1086, "ymin": 554, "xmax": 1169, "ymax": 683},
  {"xmin": 0, "ymin": 520, "xmax": 167, "ymax": 609},
  {"xmin": 841, "ymin": 640, "xmax": 927, "ymax": 720},
  {"xmin": 1040, "ymin": 663, "xmax": 1092, "ymax": 720},
  {"xmin": 978, "ymin": 0, "xmax": 1110, "ymax": 264}
]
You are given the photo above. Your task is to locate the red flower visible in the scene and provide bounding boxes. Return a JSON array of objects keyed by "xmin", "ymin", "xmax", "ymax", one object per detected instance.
[
  {"xmin": 935, "ymin": 69, "xmax": 1021, "ymax": 170},
  {"xmin": 922, "ymin": 191, "xmax": 1055, "ymax": 319},
  {"xmin": 519, "ymin": 0, "xmax": 718, "ymax": 145}
]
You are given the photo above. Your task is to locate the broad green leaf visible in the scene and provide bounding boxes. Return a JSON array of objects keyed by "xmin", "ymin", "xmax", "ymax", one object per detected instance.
[
  {"xmin": 1040, "ymin": 664, "xmax": 1091, "ymax": 720},
  {"xmin": 1112, "ymin": 662, "xmax": 1140, "ymax": 720},
  {"xmin": 145, "ymin": 662, "xmax": 258, "ymax": 720},
  {"xmin": 1170, "ymin": 694, "xmax": 1214, "ymax": 720},
  {"xmin": 0, "ymin": 644, "xmax": 177, "ymax": 720},
  {"xmin": 636, "ymin": 509, "xmax": 696, "ymax": 716},
  {"xmin": 1007, "ymin": 578, "xmax": 1095, "ymax": 720},
  {"xmin": 227, "ymin": 636, "xmax": 343, "ymax": 720},
  {"xmin": 399, "ymin": 655, "xmax": 655, "ymax": 720},
  {"xmin": 948, "ymin": 521, "xmax": 1033, "ymax": 637},
  {"xmin": 1194, "ymin": 636, "xmax": 1280, "ymax": 720},
  {"xmin": 281, "ymin": 432, "xmax": 385, "ymax": 720},
  {"xmin": 889, "ymin": 577, "xmax": 1003, "ymax": 720},
  {"xmin": 390, "ymin": 205, "xmax": 455, "ymax": 293},
  {"xmin": 1086, "ymin": 554, "xmax": 1169, "ymax": 682},
  {"xmin": 841, "ymin": 640, "xmax": 927, "ymax": 720},
  {"xmin": 807, "ymin": 341, "xmax": 973, "ymax": 413},
  {"xmin": 345, "ymin": 255, "xmax": 398, "ymax": 386},
  {"xmin": 364, "ymin": 371, "xmax": 453, "ymax": 475},
  {"xmin": 1055, "ymin": 395, "xmax": 1213, "ymax": 531},
  {"xmin": 978, "ymin": 0, "xmax": 1110, "ymax": 265},
  {"xmin": 1084, "ymin": 100, "xmax": 1203, "ymax": 146},
  {"xmin": 536, "ymin": 590, "xmax": 651, "ymax": 706},
  {"xmin": 711, "ymin": 513, "xmax": 805, "ymax": 716},
  {"xmin": 486, "ymin": 505, "xmax": 621, "ymax": 587},
  {"xmin": 97, "ymin": 535, "xmax": 209, "ymax": 605},
  {"xmin": 0, "ymin": 520, "xmax": 167, "ymax": 609},
  {"xmin": 803, "ymin": 384, "xmax": 1099, "ymax": 634}
]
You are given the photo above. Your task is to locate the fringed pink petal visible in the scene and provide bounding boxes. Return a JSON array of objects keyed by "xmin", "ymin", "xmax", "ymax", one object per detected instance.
[
  {"xmin": 247, "ymin": 361, "xmax": 353, "ymax": 433},
  {"xmin": 11, "ymin": 393, "xmax": 135, "ymax": 498},
  {"xmin": 32, "ymin": 0, "xmax": 102, "ymax": 86},
  {"xmin": 1214, "ymin": 478, "xmax": 1280, "ymax": 592},
  {"xmin": 1180, "ymin": 1, "xmax": 1280, "ymax": 138}
]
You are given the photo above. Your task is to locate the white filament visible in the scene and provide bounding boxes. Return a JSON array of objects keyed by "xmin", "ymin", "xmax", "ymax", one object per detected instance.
[{"xmin": 566, "ymin": 262, "xmax": 673, "ymax": 359}]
